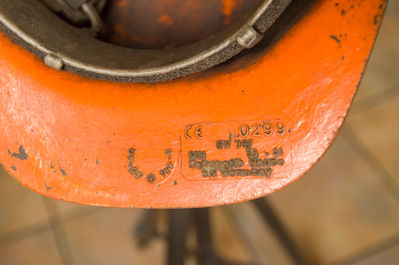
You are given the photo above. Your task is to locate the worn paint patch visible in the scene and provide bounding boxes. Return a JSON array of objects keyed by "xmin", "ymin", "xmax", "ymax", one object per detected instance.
[
  {"xmin": 9, "ymin": 146, "xmax": 28, "ymax": 160},
  {"xmin": 330, "ymin": 35, "xmax": 341, "ymax": 47},
  {"xmin": 59, "ymin": 167, "xmax": 67, "ymax": 176},
  {"xmin": 221, "ymin": 0, "xmax": 238, "ymax": 24},
  {"xmin": 158, "ymin": 14, "xmax": 174, "ymax": 27},
  {"xmin": 45, "ymin": 183, "xmax": 53, "ymax": 191}
]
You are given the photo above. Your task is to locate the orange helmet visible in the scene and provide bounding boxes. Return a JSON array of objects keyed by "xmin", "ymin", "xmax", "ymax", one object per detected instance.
[{"xmin": 0, "ymin": 0, "xmax": 386, "ymax": 208}]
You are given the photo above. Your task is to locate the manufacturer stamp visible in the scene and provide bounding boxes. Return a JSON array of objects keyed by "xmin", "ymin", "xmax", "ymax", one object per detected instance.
[{"xmin": 181, "ymin": 121, "xmax": 291, "ymax": 180}]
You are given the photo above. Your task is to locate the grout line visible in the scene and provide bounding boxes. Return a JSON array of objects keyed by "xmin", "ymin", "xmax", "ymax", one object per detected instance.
[
  {"xmin": 0, "ymin": 205, "xmax": 102, "ymax": 248},
  {"xmin": 42, "ymin": 198, "xmax": 75, "ymax": 265},
  {"xmin": 327, "ymin": 232, "xmax": 399, "ymax": 265},
  {"xmin": 343, "ymin": 126, "xmax": 399, "ymax": 203},
  {"xmin": 0, "ymin": 219, "xmax": 50, "ymax": 248},
  {"xmin": 352, "ymin": 84, "xmax": 399, "ymax": 114}
]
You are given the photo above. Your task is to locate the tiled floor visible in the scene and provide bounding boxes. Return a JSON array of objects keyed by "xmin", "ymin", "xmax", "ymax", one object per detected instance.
[{"xmin": 1, "ymin": 2, "xmax": 398, "ymax": 265}]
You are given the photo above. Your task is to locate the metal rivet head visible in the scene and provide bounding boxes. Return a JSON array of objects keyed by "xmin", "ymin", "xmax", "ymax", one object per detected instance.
[
  {"xmin": 237, "ymin": 26, "xmax": 261, "ymax": 49},
  {"xmin": 44, "ymin": 54, "xmax": 64, "ymax": 71}
]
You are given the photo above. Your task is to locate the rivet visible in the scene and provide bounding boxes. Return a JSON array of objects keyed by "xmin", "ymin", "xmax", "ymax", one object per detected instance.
[
  {"xmin": 44, "ymin": 54, "xmax": 64, "ymax": 71},
  {"xmin": 237, "ymin": 26, "xmax": 260, "ymax": 49}
]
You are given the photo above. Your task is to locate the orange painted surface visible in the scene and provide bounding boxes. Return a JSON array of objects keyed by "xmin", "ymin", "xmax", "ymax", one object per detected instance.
[
  {"xmin": 0, "ymin": 0, "xmax": 386, "ymax": 208},
  {"xmin": 221, "ymin": 0, "xmax": 239, "ymax": 24}
]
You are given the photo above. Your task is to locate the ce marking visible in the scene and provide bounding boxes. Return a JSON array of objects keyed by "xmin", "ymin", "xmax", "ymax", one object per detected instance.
[{"xmin": 184, "ymin": 125, "xmax": 203, "ymax": 140}]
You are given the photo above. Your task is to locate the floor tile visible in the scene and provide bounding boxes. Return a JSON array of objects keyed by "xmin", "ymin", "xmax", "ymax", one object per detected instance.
[
  {"xmin": 0, "ymin": 165, "xmax": 49, "ymax": 236},
  {"xmin": 61, "ymin": 208, "xmax": 164, "ymax": 265},
  {"xmin": 353, "ymin": 245, "xmax": 399, "ymax": 265},
  {"xmin": 267, "ymin": 132, "xmax": 399, "ymax": 264},
  {"xmin": 347, "ymin": 94, "xmax": 399, "ymax": 190},
  {"xmin": 353, "ymin": 1, "xmax": 399, "ymax": 105},
  {"xmin": 225, "ymin": 202, "xmax": 295, "ymax": 265},
  {"xmin": 0, "ymin": 230, "xmax": 62, "ymax": 265},
  {"xmin": 211, "ymin": 207, "xmax": 251, "ymax": 263},
  {"xmin": 41, "ymin": 195, "xmax": 95, "ymax": 218}
]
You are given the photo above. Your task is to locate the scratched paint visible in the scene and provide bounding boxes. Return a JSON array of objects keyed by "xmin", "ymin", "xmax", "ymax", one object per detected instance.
[{"xmin": 0, "ymin": 0, "xmax": 387, "ymax": 208}]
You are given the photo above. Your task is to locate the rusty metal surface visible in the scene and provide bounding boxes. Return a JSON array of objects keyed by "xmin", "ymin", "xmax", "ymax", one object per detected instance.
[{"xmin": 100, "ymin": 0, "xmax": 263, "ymax": 49}]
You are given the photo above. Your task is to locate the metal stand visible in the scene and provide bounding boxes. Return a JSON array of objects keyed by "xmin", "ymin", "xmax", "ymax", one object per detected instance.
[{"xmin": 134, "ymin": 198, "xmax": 308, "ymax": 265}]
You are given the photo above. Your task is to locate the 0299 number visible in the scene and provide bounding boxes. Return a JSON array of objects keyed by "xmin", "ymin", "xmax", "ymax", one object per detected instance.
[{"xmin": 236, "ymin": 122, "xmax": 287, "ymax": 138}]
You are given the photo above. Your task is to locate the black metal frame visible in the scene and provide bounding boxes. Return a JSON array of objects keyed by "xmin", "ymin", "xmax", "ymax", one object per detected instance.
[{"xmin": 134, "ymin": 198, "xmax": 308, "ymax": 265}]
